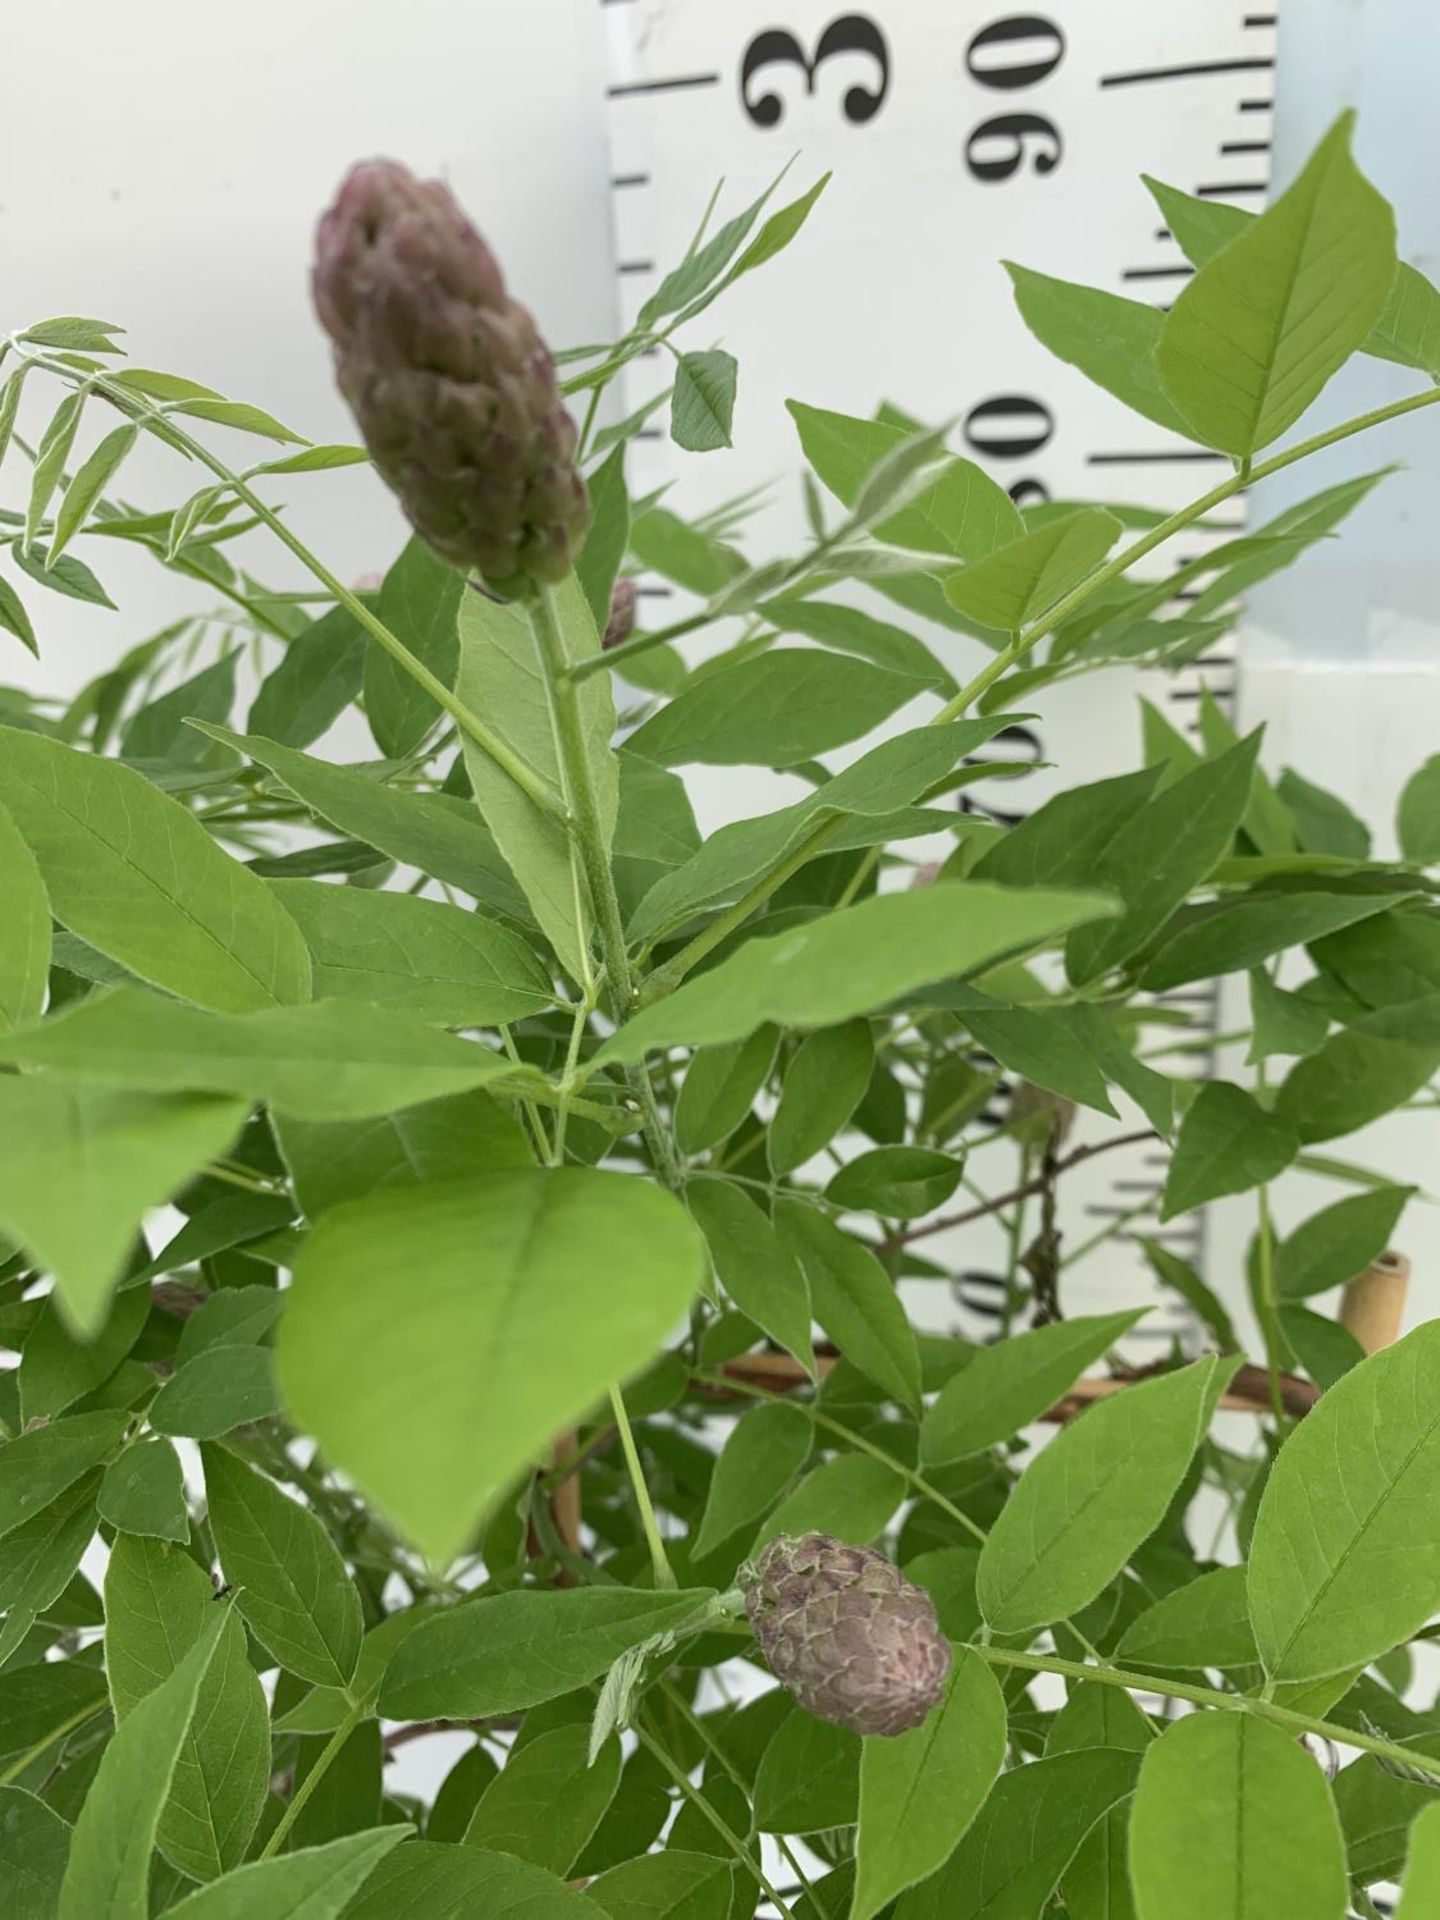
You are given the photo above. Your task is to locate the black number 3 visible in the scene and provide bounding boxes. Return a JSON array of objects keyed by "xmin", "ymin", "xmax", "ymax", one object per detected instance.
[{"xmin": 740, "ymin": 17, "xmax": 891, "ymax": 129}]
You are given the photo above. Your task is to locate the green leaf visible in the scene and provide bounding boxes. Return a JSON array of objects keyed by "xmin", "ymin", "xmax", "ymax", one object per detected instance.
[
  {"xmin": 120, "ymin": 655, "xmax": 238, "ymax": 766},
  {"xmin": 921, "ymin": 1310, "xmax": 1145, "ymax": 1465},
  {"xmin": 0, "ymin": 1412, "xmax": 128, "ymax": 1544},
  {"xmin": 693, "ymin": 1404, "xmax": 811, "ymax": 1559},
  {"xmin": 853, "ymin": 1649, "xmax": 1007, "ymax": 1920},
  {"xmin": 945, "ymin": 509, "xmax": 1120, "ymax": 633},
  {"xmin": 1147, "ymin": 172, "xmax": 1440, "ymax": 379},
  {"xmin": 1274, "ymin": 995, "xmax": 1440, "ymax": 1141},
  {"xmin": 0, "ymin": 1787, "xmax": 70, "ymax": 1920},
  {"xmin": 0, "ymin": 989, "xmax": 526, "ymax": 1122},
  {"xmin": 150, "ymin": 1347, "xmax": 282, "ymax": 1439},
  {"xmin": 278, "ymin": 1168, "xmax": 705, "ymax": 1562},
  {"xmin": 754, "ymin": 1711, "xmax": 860, "ymax": 1834},
  {"xmin": 760, "ymin": 596, "xmax": 957, "ymax": 695},
  {"xmin": 0, "ymin": 797, "xmax": 49, "ymax": 1033},
  {"xmin": 769, "ymin": 1020, "xmax": 873, "ymax": 1175},
  {"xmin": 1397, "ymin": 1801, "xmax": 1440, "ymax": 1918},
  {"xmin": 456, "ymin": 575, "xmax": 616, "ymax": 983},
  {"xmin": 760, "ymin": 1453, "xmax": 905, "ymax": 1547},
  {"xmin": 1399, "ymin": 754, "xmax": 1440, "ymax": 862},
  {"xmin": 0, "ymin": 572, "xmax": 38, "ymax": 655},
  {"xmin": 1160, "ymin": 1082, "xmax": 1299, "ymax": 1220},
  {"xmin": 1137, "ymin": 1239, "xmax": 1238, "ymax": 1352},
  {"xmin": 687, "ymin": 1181, "xmax": 813, "ymax": 1375},
  {"xmin": 12, "ymin": 542, "xmax": 115, "ymax": 611},
  {"xmin": 165, "ymin": 397, "xmax": 303, "ymax": 442},
  {"xmin": 825, "ymin": 1147, "xmax": 961, "ymax": 1221},
  {"xmin": 364, "ymin": 537, "xmax": 463, "ymax": 757},
  {"xmin": 202, "ymin": 1446, "xmax": 362, "ymax": 1688},
  {"xmin": 577, "ymin": 444, "xmax": 629, "ymax": 637},
  {"xmin": 896, "ymin": 1747, "xmax": 1141, "ymax": 1920},
  {"xmin": 1141, "ymin": 892, "xmax": 1396, "ymax": 993},
  {"xmin": 163, "ymin": 1828, "xmax": 408, "ymax": 1919},
  {"xmin": 19, "ymin": 1280, "xmax": 148, "ymax": 1422},
  {"xmin": 1277, "ymin": 768, "xmax": 1371, "ymax": 860},
  {"xmin": 978, "ymin": 1356, "xmax": 1236, "ymax": 1634},
  {"xmin": 98, "ymin": 1439, "xmax": 189, "ymax": 1543},
  {"xmin": 1248, "ymin": 1321, "xmax": 1440, "ymax": 1680},
  {"xmin": 1278, "ymin": 1302, "xmax": 1367, "ymax": 1391},
  {"xmin": 200, "ymin": 724, "xmax": 527, "ymax": 914},
  {"xmin": 1006, "ymin": 263, "xmax": 1192, "ymax": 436},
  {"xmin": 1247, "ymin": 969, "xmax": 1329, "ymax": 1064},
  {"xmin": 0, "ymin": 1658, "xmax": 107, "ymax": 1771},
  {"xmin": 628, "ymin": 720, "xmax": 1013, "ymax": 943},
  {"xmin": 266, "ymin": 879, "xmax": 553, "ymax": 1026},
  {"xmin": 627, "ymin": 650, "xmax": 928, "ymax": 770},
  {"xmin": 928, "ymin": 988, "xmax": 1117, "ymax": 1116},
  {"xmin": 1129, "ymin": 1712, "xmax": 1346, "ymax": 1920},
  {"xmin": 1155, "ymin": 114, "xmax": 1396, "ymax": 454},
  {"xmin": 26, "ymin": 393, "xmax": 84, "ymax": 552},
  {"xmin": 104, "ymin": 1535, "xmax": 268, "ymax": 1881},
  {"xmin": 787, "ymin": 402, "xmax": 1022, "ymax": 563},
  {"xmin": 672, "ymin": 350, "xmax": 737, "ymax": 453},
  {"xmin": 463, "ymin": 1724, "xmax": 619, "ymax": 1873},
  {"xmin": 1116, "ymin": 1565, "xmax": 1257, "ymax": 1670},
  {"xmin": 0, "ymin": 727, "xmax": 310, "ymax": 1011},
  {"xmin": 1311, "ymin": 907, "xmax": 1440, "ymax": 1012},
  {"xmin": 56, "ymin": 1604, "xmax": 227, "ymax": 1920},
  {"xmin": 586, "ymin": 1850, "xmax": 734, "ymax": 1920},
  {"xmin": 344, "ymin": 1842, "xmax": 582, "ymax": 1918},
  {"xmin": 0, "ymin": 1475, "xmax": 99, "ymax": 1656},
  {"xmin": 1066, "ymin": 735, "xmax": 1261, "ymax": 985},
  {"xmin": 675, "ymin": 1030, "xmax": 777, "ymax": 1156},
  {"xmin": 47, "ymin": 423, "xmax": 138, "ymax": 567},
  {"xmin": 1334, "ymin": 1754, "xmax": 1439, "ymax": 1884},
  {"xmin": 776, "ymin": 1200, "xmax": 922, "ymax": 1411},
  {"xmin": 598, "ymin": 884, "xmax": 1115, "ymax": 1068},
  {"xmin": 1275, "ymin": 1186, "xmax": 1412, "ymax": 1298},
  {"xmin": 380, "ymin": 1586, "xmax": 713, "ymax": 1720},
  {"xmin": 274, "ymin": 1086, "xmax": 529, "ymax": 1221},
  {"xmin": 248, "ymin": 442, "xmax": 369, "ymax": 474},
  {"xmin": 973, "ymin": 766, "xmax": 1160, "ymax": 891},
  {"xmin": 247, "ymin": 603, "xmax": 366, "ymax": 750},
  {"xmin": 0, "ymin": 1078, "xmax": 247, "ymax": 1333}
]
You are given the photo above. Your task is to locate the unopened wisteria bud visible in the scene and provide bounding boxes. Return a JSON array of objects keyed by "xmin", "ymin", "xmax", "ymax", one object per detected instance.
[
  {"xmin": 738, "ymin": 1532, "xmax": 951, "ymax": 1737},
  {"xmin": 313, "ymin": 159, "xmax": 589, "ymax": 598},
  {"xmin": 603, "ymin": 577, "xmax": 637, "ymax": 650}
]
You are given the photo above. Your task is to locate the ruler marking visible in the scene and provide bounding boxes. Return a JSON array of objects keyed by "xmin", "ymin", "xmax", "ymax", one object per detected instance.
[
  {"xmin": 1239, "ymin": 97, "xmax": 1275, "ymax": 112},
  {"xmin": 1100, "ymin": 56, "xmax": 1274, "ymax": 89},
  {"xmin": 1221, "ymin": 139, "xmax": 1272, "ymax": 154},
  {"xmin": 617, "ymin": 259, "xmax": 655, "ymax": 276},
  {"xmin": 1243, "ymin": 10, "xmax": 1278, "ymax": 23},
  {"xmin": 1121, "ymin": 264, "xmax": 1194, "ymax": 282},
  {"xmin": 1088, "ymin": 449, "xmax": 1229, "ymax": 466},
  {"xmin": 608, "ymin": 74, "xmax": 720, "ymax": 99},
  {"xmin": 611, "ymin": 172, "xmax": 651, "ymax": 189},
  {"xmin": 1195, "ymin": 181, "xmax": 1269, "ymax": 197}
]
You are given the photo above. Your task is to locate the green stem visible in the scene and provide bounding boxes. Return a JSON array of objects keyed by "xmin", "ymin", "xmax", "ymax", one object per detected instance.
[
  {"xmin": 570, "ymin": 608, "xmax": 714, "ymax": 684},
  {"xmin": 1256, "ymin": 1182, "xmax": 1287, "ymax": 1425},
  {"xmin": 969, "ymin": 1643, "xmax": 1440, "ymax": 1785},
  {"xmin": 639, "ymin": 385, "xmax": 1440, "ymax": 1004},
  {"xmin": 632, "ymin": 1718, "xmax": 794, "ymax": 1919},
  {"xmin": 609, "ymin": 1383, "xmax": 676, "ymax": 1589},
  {"xmin": 527, "ymin": 583, "xmax": 681, "ymax": 1182},
  {"xmin": 260, "ymin": 1692, "xmax": 371, "ymax": 1859},
  {"xmin": 20, "ymin": 350, "xmax": 566, "ymax": 820}
]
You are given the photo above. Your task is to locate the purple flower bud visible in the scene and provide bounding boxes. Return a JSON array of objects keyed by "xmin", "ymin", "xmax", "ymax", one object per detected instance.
[{"xmin": 739, "ymin": 1532, "xmax": 952, "ymax": 1737}]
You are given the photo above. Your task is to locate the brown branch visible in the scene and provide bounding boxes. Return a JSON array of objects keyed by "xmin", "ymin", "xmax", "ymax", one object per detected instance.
[{"xmin": 876, "ymin": 1129, "xmax": 1157, "ymax": 1254}]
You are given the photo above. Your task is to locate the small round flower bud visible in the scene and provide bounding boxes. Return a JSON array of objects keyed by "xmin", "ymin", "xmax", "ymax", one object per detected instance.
[
  {"xmin": 738, "ymin": 1532, "xmax": 952, "ymax": 1737},
  {"xmin": 313, "ymin": 159, "xmax": 589, "ymax": 598},
  {"xmin": 603, "ymin": 576, "xmax": 637, "ymax": 651}
]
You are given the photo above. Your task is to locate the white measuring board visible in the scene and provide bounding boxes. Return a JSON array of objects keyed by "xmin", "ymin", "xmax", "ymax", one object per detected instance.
[{"xmin": 601, "ymin": 2, "xmax": 1281, "ymax": 1345}]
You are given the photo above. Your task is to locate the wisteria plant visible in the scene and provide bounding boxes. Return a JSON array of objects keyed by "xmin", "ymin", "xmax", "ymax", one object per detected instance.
[{"xmin": 4, "ymin": 111, "xmax": 1440, "ymax": 1920}]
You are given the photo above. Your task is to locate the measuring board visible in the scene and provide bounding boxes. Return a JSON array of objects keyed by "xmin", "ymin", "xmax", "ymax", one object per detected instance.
[{"xmin": 599, "ymin": 1, "xmax": 1281, "ymax": 1347}]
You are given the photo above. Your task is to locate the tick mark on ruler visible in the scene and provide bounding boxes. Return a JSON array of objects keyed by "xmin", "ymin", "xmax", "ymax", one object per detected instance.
[
  {"xmin": 1121, "ymin": 265, "xmax": 1194, "ymax": 282},
  {"xmin": 1221, "ymin": 139, "xmax": 1271, "ymax": 155},
  {"xmin": 617, "ymin": 259, "xmax": 655, "ymax": 276},
  {"xmin": 1239, "ymin": 98, "xmax": 1274, "ymax": 113},
  {"xmin": 607, "ymin": 74, "xmax": 721, "ymax": 98},
  {"xmin": 1099, "ymin": 56, "xmax": 1274, "ymax": 89},
  {"xmin": 1195, "ymin": 181, "xmax": 1269, "ymax": 197},
  {"xmin": 1243, "ymin": 11, "xmax": 1278, "ymax": 24},
  {"xmin": 611, "ymin": 172, "xmax": 650, "ymax": 189},
  {"xmin": 1087, "ymin": 449, "xmax": 1229, "ymax": 466}
]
